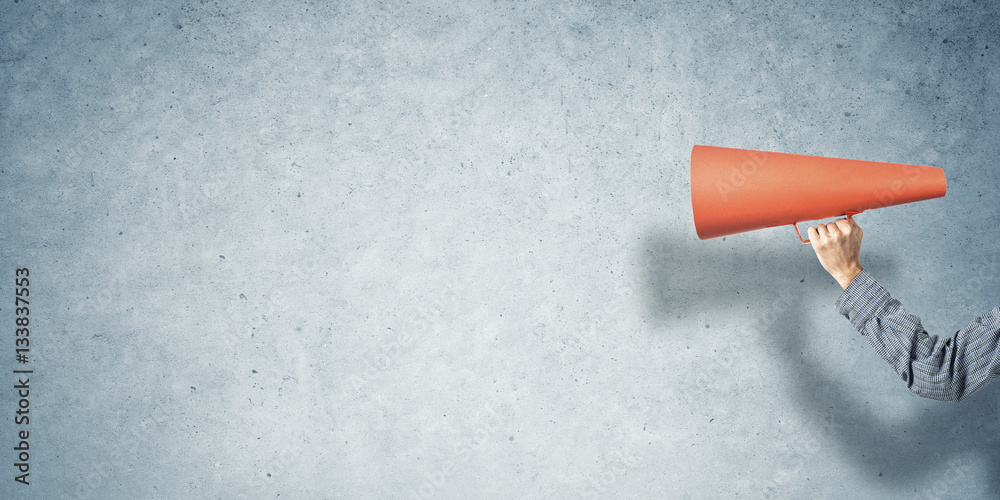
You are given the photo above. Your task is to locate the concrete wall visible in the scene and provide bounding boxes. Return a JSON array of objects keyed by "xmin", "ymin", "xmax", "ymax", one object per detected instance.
[{"xmin": 3, "ymin": 0, "xmax": 999, "ymax": 498}]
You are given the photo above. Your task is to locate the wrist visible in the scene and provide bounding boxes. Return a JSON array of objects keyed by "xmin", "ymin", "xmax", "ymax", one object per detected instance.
[{"xmin": 835, "ymin": 265, "xmax": 864, "ymax": 290}]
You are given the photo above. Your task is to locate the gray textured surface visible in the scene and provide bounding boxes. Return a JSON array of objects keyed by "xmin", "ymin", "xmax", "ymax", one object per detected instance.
[{"xmin": 2, "ymin": 0, "xmax": 1000, "ymax": 498}]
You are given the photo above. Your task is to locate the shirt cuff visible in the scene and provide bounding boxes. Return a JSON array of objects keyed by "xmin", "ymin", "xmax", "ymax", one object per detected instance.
[{"xmin": 834, "ymin": 269, "xmax": 891, "ymax": 332}]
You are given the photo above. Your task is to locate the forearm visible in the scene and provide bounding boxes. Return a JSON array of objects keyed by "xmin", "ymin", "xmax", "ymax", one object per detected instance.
[{"xmin": 836, "ymin": 271, "xmax": 1000, "ymax": 402}]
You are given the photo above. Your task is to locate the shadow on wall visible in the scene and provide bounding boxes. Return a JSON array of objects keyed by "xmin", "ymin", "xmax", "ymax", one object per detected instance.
[{"xmin": 641, "ymin": 227, "xmax": 1000, "ymax": 497}]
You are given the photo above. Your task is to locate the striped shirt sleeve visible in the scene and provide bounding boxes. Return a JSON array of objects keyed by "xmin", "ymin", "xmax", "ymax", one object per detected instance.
[{"xmin": 835, "ymin": 270, "xmax": 1000, "ymax": 402}]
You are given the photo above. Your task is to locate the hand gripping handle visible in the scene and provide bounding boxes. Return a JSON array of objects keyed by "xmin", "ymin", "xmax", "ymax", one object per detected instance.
[{"xmin": 793, "ymin": 211, "xmax": 862, "ymax": 244}]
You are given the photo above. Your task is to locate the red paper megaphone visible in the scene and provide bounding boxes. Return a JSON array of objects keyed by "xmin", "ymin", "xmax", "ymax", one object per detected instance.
[{"xmin": 691, "ymin": 145, "xmax": 947, "ymax": 242}]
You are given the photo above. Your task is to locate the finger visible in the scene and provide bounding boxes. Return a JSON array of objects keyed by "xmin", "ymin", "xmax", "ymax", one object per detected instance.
[{"xmin": 807, "ymin": 226, "xmax": 823, "ymax": 247}]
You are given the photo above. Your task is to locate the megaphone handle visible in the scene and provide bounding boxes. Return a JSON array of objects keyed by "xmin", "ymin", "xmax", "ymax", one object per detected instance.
[
  {"xmin": 794, "ymin": 223, "xmax": 810, "ymax": 244},
  {"xmin": 793, "ymin": 211, "xmax": 863, "ymax": 244}
]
